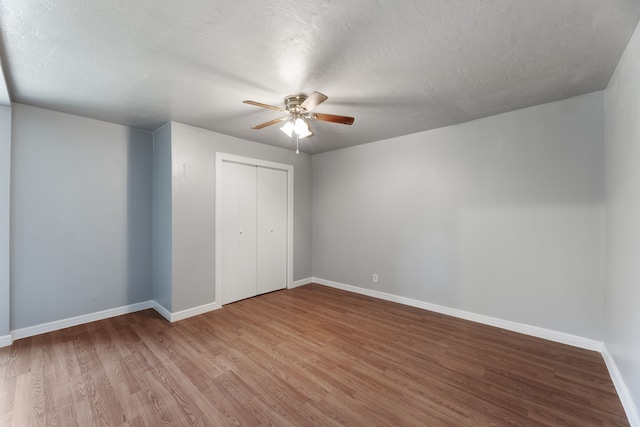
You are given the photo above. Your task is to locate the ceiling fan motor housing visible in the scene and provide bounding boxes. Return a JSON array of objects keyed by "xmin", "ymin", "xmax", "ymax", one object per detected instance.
[{"xmin": 284, "ymin": 94, "xmax": 308, "ymax": 118}]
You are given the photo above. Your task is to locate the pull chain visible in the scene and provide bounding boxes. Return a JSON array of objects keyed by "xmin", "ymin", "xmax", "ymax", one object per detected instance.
[{"xmin": 296, "ymin": 133, "xmax": 299, "ymax": 154}]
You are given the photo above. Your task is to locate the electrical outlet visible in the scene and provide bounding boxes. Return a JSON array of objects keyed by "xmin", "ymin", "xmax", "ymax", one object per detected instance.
[{"xmin": 372, "ymin": 274, "xmax": 379, "ymax": 283}]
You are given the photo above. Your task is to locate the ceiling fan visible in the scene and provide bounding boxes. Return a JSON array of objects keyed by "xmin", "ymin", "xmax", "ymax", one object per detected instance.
[{"xmin": 243, "ymin": 91, "xmax": 355, "ymax": 151}]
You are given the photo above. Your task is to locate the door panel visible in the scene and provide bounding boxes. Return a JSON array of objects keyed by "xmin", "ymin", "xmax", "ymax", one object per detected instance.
[
  {"xmin": 220, "ymin": 162, "xmax": 257, "ymax": 304},
  {"xmin": 257, "ymin": 167, "xmax": 287, "ymax": 295}
]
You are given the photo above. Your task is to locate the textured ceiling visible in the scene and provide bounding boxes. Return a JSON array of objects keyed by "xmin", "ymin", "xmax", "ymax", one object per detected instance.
[{"xmin": 0, "ymin": 0, "xmax": 639, "ymax": 154}]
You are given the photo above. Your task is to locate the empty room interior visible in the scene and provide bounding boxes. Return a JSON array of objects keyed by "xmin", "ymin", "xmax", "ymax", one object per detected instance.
[{"xmin": 1, "ymin": 1, "xmax": 640, "ymax": 426}]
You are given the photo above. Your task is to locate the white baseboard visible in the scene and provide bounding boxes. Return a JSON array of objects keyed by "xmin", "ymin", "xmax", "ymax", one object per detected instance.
[
  {"xmin": 169, "ymin": 302, "xmax": 221, "ymax": 322},
  {"xmin": 153, "ymin": 301, "xmax": 221, "ymax": 323},
  {"xmin": 6, "ymin": 298, "xmax": 224, "ymax": 345},
  {"xmin": 312, "ymin": 277, "xmax": 603, "ymax": 352},
  {"xmin": 0, "ymin": 334, "xmax": 11, "ymax": 348},
  {"xmin": 289, "ymin": 277, "xmax": 312, "ymax": 289},
  {"xmin": 603, "ymin": 345, "xmax": 640, "ymax": 427},
  {"xmin": 5, "ymin": 299, "xmax": 223, "ymax": 346},
  {"xmin": 11, "ymin": 300, "xmax": 154, "ymax": 342},
  {"xmin": 152, "ymin": 301, "xmax": 173, "ymax": 322},
  {"xmin": 1, "ymin": 280, "xmax": 605, "ymax": 354}
]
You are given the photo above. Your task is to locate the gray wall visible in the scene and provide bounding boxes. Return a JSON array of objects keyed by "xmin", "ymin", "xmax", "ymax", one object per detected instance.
[
  {"xmin": 11, "ymin": 104, "xmax": 153, "ymax": 329},
  {"xmin": 152, "ymin": 123, "xmax": 173, "ymax": 311},
  {"xmin": 169, "ymin": 122, "xmax": 313, "ymax": 312},
  {"xmin": 604, "ymin": 20, "xmax": 640, "ymax": 415},
  {"xmin": 313, "ymin": 92, "xmax": 605, "ymax": 340},
  {"xmin": 0, "ymin": 105, "xmax": 10, "ymax": 337}
]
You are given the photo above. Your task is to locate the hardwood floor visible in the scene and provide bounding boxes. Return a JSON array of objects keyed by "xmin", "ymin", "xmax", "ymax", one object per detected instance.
[{"xmin": 0, "ymin": 284, "xmax": 629, "ymax": 426}]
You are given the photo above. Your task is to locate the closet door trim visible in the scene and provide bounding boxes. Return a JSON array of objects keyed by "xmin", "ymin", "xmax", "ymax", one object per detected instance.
[{"xmin": 214, "ymin": 153, "xmax": 294, "ymax": 306}]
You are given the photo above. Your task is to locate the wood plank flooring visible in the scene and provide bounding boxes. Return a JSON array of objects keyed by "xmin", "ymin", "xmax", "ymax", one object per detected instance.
[{"xmin": 0, "ymin": 284, "xmax": 629, "ymax": 426}]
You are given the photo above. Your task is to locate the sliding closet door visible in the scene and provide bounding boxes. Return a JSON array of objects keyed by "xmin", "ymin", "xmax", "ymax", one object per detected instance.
[
  {"xmin": 220, "ymin": 161, "xmax": 257, "ymax": 305},
  {"xmin": 257, "ymin": 167, "xmax": 287, "ymax": 295}
]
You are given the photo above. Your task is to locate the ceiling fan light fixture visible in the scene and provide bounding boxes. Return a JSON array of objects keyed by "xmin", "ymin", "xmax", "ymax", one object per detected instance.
[
  {"xmin": 280, "ymin": 121, "xmax": 295, "ymax": 137},
  {"xmin": 294, "ymin": 118, "xmax": 312, "ymax": 138},
  {"xmin": 281, "ymin": 118, "xmax": 312, "ymax": 139},
  {"xmin": 297, "ymin": 128, "xmax": 312, "ymax": 139}
]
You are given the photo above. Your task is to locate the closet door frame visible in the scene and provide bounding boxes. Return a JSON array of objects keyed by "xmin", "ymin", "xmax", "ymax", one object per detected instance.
[{"xmin": 214, "ymin": 152, "xmax": 294, "ymax": 306}]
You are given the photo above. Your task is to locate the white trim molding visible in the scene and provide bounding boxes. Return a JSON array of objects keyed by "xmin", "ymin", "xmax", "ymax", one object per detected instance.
[
  {"xmin": 4, "ymin": 299, "xmax": 223, "ymax": 346},
  {"xmin": 11, "ymin": 300, "xmax": 153, "ymax": 342},
  {"xmin": 312, "ymin": 277, "xmax": 603, "ymax": 352},
  {"xmin": 603, "ymin": 345, "xmax": 640, "ymax": 427},
  {"xmin": 152, "ymin": 301, "xmax": 173, "ymax": 322},
  {"xmin": 0, "ymin": 334, "xmax": 11, "ymax": 348},
  {"xmin": 162, "ymin": 302, "xmax": 221, "ymax": 323},
  {"xmin": 289, "ymin": 277, "xmax": 312, "ymax": 289}
]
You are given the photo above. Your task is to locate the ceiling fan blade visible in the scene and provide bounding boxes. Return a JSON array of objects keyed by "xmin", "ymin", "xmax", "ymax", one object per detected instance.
[
  {"xmin": 252, "ymin": 116, "xmax": 289, "ymax": 129},
  {"xmin": 243, "ymin": 100, "xmax": 284, "ymax": 112},
  {"xmin": 300, "ymin": 91, "xmax": 328, "ymax": 112},
  {"xmin": 310, "ymin": 113, "xmax": 355, "ymax": 125}
]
